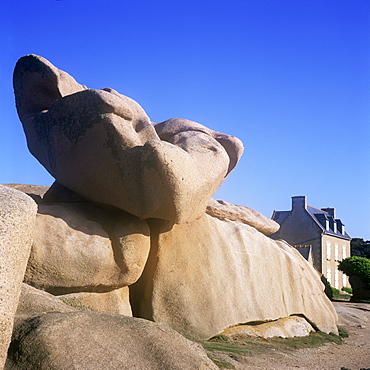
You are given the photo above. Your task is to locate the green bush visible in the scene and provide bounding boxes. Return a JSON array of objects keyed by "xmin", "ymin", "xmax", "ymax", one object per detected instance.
[
  {"xmin": 342, "ymin": 287, "xmax": 353, "ymax": 294},
  {"xmin": 331, "ymin": 286, "xmax": 339, "ymax": 296},
  {"xmin": 338, "ymin": 256, "xmax": 370, "ymax": 288}
]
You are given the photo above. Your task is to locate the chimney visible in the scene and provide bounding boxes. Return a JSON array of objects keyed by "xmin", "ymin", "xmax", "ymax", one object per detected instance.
[
  {"xmin": 321, "ymin": 207, "xmax": 336, "ymax": 219},
  {"xmin": 292, "ymin": 196, "xmax": 307, "ymax": 211}
]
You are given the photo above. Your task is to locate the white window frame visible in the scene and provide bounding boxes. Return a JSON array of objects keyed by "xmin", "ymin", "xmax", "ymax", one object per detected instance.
[
  {"xmin": 326, "ymin": 242, "xmax": 331, "ymax": 260},
  {"xmin": 326, "ymin": 267, "xmax": 332, "ymax": 284},
  {"xmin": 334, "ymin": 269, "xmax": 339, "ymax": 289}
]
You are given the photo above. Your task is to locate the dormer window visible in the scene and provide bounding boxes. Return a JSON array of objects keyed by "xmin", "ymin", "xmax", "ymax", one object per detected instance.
[
  {"xmin": 328, "ymin": 216, "xmax": 337, "ymax": 233},
  {"xmin": 315, "ymin": 213, "xmax": 329, "ymax": 230},
  {"xmin": 336, "ymin": 219, "xmax": 345, "ymax": 234}
]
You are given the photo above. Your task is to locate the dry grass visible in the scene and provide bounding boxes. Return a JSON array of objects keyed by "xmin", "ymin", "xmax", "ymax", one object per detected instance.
[{"xmin": 199, "ymin": 330, "xmax": 345, "ymax": 369}]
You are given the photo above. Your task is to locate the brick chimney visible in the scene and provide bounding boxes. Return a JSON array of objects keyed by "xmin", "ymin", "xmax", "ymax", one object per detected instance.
[
  {"xmin": 292, "ymin": 196, "xmax": 307, "ymax": 211},
  {"xmin": 321, "ymin": 207, "xmax": 336, "ymax": 219}
]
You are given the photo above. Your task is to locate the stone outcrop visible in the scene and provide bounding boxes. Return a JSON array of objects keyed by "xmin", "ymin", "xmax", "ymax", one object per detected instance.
[
  {"xmin": 206, "ymin": 198, "xmax": 279, "ymax": 235},
  {"xmin": 58, "ymin": 287, "xmax": 132, "ymax": 315},
  {"xmin": 24, "ymin": 202, "xmax": 150, "ymax": 294},
  {"xmin": 333, "ymin": 301, "xmax": 370, "ymax": 327},
  {"xmin": 6, "ymin": 312, "xmax": 217, "ymax": 370},
  {"xmin": 0, "ymin": 186, "xmax": 37, "ymax": 369},
  {"xmin": 13, "ymin": 55, "xmax": 243, "ymax": 223},
  {"xmin": 131, "ymin": 215, "xmax": 338, "ymax": 339},
  {"xmin": 16, "ymin": 283, "xmax": 130, "ymax": 318},
  {"xmin": 4, "ymin": 54, "xmax": 342, "ymax": 367},
  {"xmin": 15, "ymin": 284, "xmax": 78, "ymax": 319},
  {"xmin": 220, "ymin": 316, "xmax": 314, "ymax": 339},
  {"xmin": 3, "ymin": 184, "xmax": 49, "ymax": 203},
  {"xmin": 6, "ymin": 182, "xmax": 338, "ymax": 343}
]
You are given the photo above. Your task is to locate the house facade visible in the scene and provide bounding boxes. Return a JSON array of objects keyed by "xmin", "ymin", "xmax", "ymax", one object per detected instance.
[{"xmin": 271, "ymin": 196, "xmax": 351, "ymax": 289}]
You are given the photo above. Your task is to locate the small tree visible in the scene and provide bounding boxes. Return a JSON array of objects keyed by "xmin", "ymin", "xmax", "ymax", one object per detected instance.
[
  {"xmin": 351, "ymin": 238, "xmax": 370, "ymax": 259},
  {"xmin": 338, "ymin": 256, "xmax": 370, "ymax": 302}
]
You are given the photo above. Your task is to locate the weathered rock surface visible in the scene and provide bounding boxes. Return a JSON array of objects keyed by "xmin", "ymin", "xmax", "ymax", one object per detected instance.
[
  {"xmin": 12, "ymin": 54, "xmax": 86, "ymax": 123},
  {"xmin": 17, "ymin": 283, "xmax": 131, "ymax": 319},
  {"xmin": 0, "ymin": 186, "xmax": 37, "ymax": 369},
  {"xmin": 58, "ymin": 287, "xmax": 132, "ymax": 315},
  {"xmin": 9, "ymin": 53, "xmax": 341, "ymax": 366},
  {"xmin": 153, "ymin": 118, "xmax": 244, "ymax": 177},
  {"xmin": 13, "ymin": 55, "xmax": 243, "ymax": 223},
  {"xmin": 333, "ymin": 301, "xmax": 369, "ymax": 327},
  {"xmin": 24, "ymin": 202, "xmax": 150, "ymax": 294},
  {"xmin": 220, "ymin": 316, "xmax": 314, "ymax": 339},
  {"xmin": 131, "ymin": 215, "xmax": 338, "ymax": 340},
  {"xmin": 15, "ymin": 284, "xmax": 77, "ymax": 318},
  {"xmin": 6, "ymin": 312, "xmax": 217, "ymax": 370},
  {"xmin": 3, "ymin": 184, "xmax": 49, "ymax": 204},
  {"xmin": 206, "ymin": 198, "xmax": 280, "ymax": 235},
  {"xmin": 43, "ymin": 181, "xmax": 88, "ymax": 203}
]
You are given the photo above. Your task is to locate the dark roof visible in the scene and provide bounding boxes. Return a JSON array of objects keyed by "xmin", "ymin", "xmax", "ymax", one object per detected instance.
[
  {"xmin": 271, "ymin": 210, "xmax": 289, "ymax": 224},
  {"xmin": 293, "ymin": 246, "xmax": 312, "ymax": 260},
  {"xmin": 306, "ymin": 206, "xmax": 351, "ymax": 240},
  {"xmin": 272, "ymin": 199, "xmax": 351, "ymax": 241}
]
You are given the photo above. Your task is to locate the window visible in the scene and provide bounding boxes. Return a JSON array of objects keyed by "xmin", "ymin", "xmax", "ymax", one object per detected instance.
[
  {"xmin": 334, "ymin": 244, "xmax": 339, "ymax": 261},
  {"xmin": 326, "ymin": 268, "xmax": 332, "ymax": 284},
  {"xmin": 326, "ymin": 242, "xmax": 331, "ymax": 260},
  {"xmin": 342, "ymin": 272, "xmax": 347, "ymax": 287},
  {"xmin": 334, "ymin": 269, "xmax": 339, "ymax": 289},
  {"xmin": 342, "ymin": 245, "xmax": 347, "ymax": 259}
]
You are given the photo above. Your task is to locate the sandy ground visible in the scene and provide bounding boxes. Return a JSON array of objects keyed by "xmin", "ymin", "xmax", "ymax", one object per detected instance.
[{"xmin": 211, "ymin": 301, "xmax": 370, "ymax": 370}]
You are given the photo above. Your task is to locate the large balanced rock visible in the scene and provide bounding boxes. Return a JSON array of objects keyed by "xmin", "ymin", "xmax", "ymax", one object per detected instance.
[
  {"xmin": 6, "ymin": 312, "xmax": 217, "ymax": 370},
  {"xmin": 10, "ymin": 53, "xmax": 339, "ymax": 350},
  {"xmin": 131, "ymin": 214, "xmax": 338, "ymax": 340},
  {"xmin": 24, "ymin": 202, "xmax": 150, "ymax": 295},
  {"xmin": 13, "ymin": 55, "xmax": 243, "ymax": 223},
  {"xmin": 0, "ymin": 186, "xmax": 37, "ymax": 369}
]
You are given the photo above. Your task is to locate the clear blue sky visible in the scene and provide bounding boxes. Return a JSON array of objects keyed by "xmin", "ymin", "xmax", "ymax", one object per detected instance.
[{"xmin": 1, "ymin": 0, "xmax": 369, "ymax": 239}]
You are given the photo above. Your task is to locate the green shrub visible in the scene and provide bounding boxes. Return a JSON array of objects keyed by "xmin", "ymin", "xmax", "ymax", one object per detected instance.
[
  {"xmin": 331, "ymin": 286, "xmax": 340, "ymax": 296},
  {"xmin": 338, "ymin": 256, "xmax": 370, "ymax": 288},
  {"xmin": 342, "ymin": 287, "xmax": 353, "ymax": 294}
]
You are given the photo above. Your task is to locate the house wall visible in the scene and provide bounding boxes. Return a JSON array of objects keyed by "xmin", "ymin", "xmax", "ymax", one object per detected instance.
[
  {"xmin": 271, "ymin": 197, "xmax": 323, "ymax": 269},
  {"xmin": 273, "ymin": 200, "xmax": 319, "ymax": 243},
  {"xmin": 272, "ymin": 196, "xmax": 351, "ymax": 288},
  {"xmin": 322, "ymin": 234, "xmax": 351, "ymax": 289}
]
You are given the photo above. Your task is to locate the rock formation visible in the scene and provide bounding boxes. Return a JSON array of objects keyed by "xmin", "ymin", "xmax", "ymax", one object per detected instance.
[
  {"xmin": 130, "ymin": 215, "xmax": 338, "ymax": 339},
  {"xmin": 13, "ymin": 55, "xmax": 243, "ymax": 224},
  {"xmin": 0, "ymin": 54, "xmax": 342, "ymax": 368},
  {"xmin": 25, "ymin": 201, "xmax": 150, "ymax": 295},
  {"xmin": 0, "ymin": 186, "xmax": 37, "ymax": 369},
  {"xmin": 6, "ymin": 311, "xmax": 217, "ymax": 370}
]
